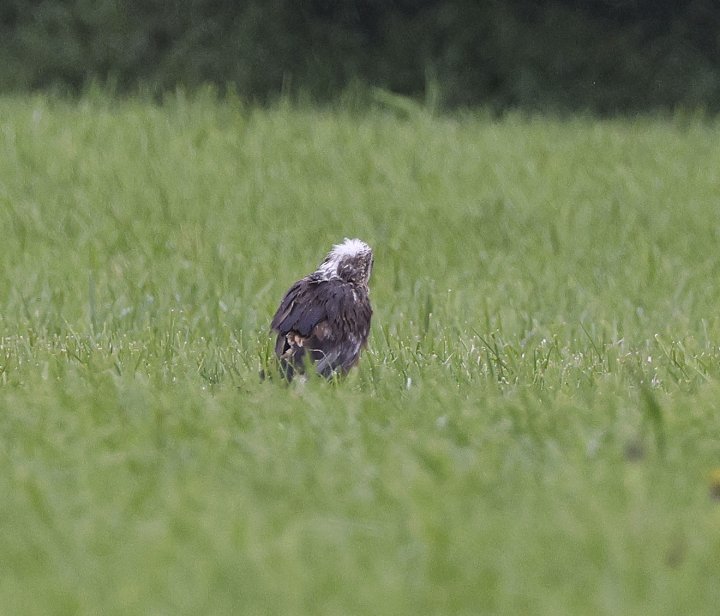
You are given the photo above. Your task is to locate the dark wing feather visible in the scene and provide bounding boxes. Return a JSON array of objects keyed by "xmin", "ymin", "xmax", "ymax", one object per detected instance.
[
  {"xmin": 317, "ymin": 286, "xmax": 372, "ymax": 375},
  {"xmin": 271, "ymin": 278, "xmax": 325, "ymax": 336},
  {"xmin": 271, "ymin": 277, "xmax": 372, "ymax": 378}
]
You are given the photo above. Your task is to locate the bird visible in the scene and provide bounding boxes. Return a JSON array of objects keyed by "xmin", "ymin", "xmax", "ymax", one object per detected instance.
[{"xmin": 270, "ymin": 238, "xmax": 374, "ymax": 380}]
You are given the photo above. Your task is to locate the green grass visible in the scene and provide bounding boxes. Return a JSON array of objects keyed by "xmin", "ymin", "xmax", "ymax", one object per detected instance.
[{"xmin": 1, "ymin": 92, "xmax": 720, "ymax": 615}]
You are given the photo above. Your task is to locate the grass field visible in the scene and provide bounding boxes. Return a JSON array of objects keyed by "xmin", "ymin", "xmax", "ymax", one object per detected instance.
[{"xmin": 1, "ymin": 92, "xmax": 720, "ymax": 614}]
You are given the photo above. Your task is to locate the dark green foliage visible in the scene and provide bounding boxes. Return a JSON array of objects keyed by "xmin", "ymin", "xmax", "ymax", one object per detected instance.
[{"xmin": 0, "ymin": 0, "xmax": 719, "ymax": 112}]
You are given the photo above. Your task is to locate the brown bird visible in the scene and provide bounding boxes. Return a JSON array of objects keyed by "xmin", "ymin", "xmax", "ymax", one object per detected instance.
[{"xmin": 271, "ymin": 238, "xmax": 374, "ymax": 380}]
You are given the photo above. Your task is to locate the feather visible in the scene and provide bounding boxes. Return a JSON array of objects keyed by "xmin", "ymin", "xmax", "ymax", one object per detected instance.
[{"xmin": 270, "ymin": 241, "xmax": 373, "ymax": 380}]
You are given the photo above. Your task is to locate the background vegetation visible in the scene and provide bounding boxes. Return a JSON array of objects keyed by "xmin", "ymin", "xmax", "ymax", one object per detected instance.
[
  {"xmin": 1, "ymin": 93, "xmax": 720, "ymax": 613},
  {"xmin": 1, "ymin": 0, "xmax": 719, "ymax": 113}
]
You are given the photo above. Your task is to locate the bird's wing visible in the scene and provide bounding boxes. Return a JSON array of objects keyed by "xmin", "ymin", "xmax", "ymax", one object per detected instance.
[
  {"xmin": 271, "ymin": 277, "xmax": 327, "ymax": 336},
  {"xmin": 271, "ymin": 279, "xmax": 371, "ymax": 376},
  {"xmin": 317, "ymin": 285, "xmax": 372, "ymax": 374}
]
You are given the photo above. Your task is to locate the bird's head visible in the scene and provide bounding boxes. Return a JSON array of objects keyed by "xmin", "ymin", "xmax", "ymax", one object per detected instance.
[{"xmin": 317, "ymin": 238, "xmax": 374, "ymax": 287}]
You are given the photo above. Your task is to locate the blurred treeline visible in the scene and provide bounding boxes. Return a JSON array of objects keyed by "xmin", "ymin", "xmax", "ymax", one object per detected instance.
[{"xmin": 1, "ymin": 0, "xmax": 718, "ymax": 113}]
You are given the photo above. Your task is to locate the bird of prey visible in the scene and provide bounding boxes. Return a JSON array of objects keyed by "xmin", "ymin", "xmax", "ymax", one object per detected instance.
[{"xmin": 271, "ymin": 238, "xmax": 374, "ymax": 380}]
